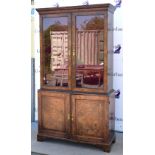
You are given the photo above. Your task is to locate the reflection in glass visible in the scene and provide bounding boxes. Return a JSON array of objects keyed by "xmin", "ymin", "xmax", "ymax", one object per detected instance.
[
  {"xmin": 76, "ymin": 15, "xmax": 104, "ymax": 88},
  {"xmin": 43, "ymin": 17, "xmax": 69, "ymax": 87}
]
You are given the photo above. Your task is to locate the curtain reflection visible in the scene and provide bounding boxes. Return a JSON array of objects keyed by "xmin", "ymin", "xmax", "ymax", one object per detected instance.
[{"xmin": 76, "ymin": 15, "xmax": 104, "ymax": 88}]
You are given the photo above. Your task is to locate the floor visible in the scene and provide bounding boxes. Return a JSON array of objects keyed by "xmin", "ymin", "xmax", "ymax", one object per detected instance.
[
  {"xmin": 31, "ymin": 152, "xmax": 47, "ymax": 155},
  {"xmin": 31, "ymin": 122, "xmax": 123, "ymax": 155}
]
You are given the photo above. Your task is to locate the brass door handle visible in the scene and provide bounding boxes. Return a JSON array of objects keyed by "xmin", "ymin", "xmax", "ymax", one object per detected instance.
[
  {"xmin": 72, "ymin": 50, "xmax": 75, "ymax": 56},
  {"xmin": 67, "ymin": 114, "xmax": 74, "ymax": 121}
]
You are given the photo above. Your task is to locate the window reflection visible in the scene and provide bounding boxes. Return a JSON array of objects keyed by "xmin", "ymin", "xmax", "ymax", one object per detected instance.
[
  {"xmin": 76, "ymin": 15, "xmax": 104, "ymax": 88},
  {"xmin": 43, "ymin": 17, "xmax": 69, "ymax": 87}
]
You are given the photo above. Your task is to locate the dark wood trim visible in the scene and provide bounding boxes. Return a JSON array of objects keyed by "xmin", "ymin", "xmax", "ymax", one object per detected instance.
[
  {"xmin": 38, "ymin": 91, "xmax": 42, "ymax": 131},
  {"xmin": 103, "ymin": 11, "xmax": 108, "ymax": 92},
  {"xmin": 38, "ymin": 130, "xmax": 115, "ymax": 147},
  {"xmin": 42, "ymin": 13, "xmax": 72, "ymax": 18},
  {"xmin": 38, "ymin": 88, "xmax": 114, "ymax": 96},
  {"xmin": 42, "ymin": 86, "xmax": 71, "ymax": 91},
  {"xmin": 71, "ymin": 13, "xmax": 76, "ymax": 88},
  {"xmin": 72, "ymin": 87, "xmax": 104, "ymax": 93},
  {"xmin": 36, "ymin": 4, "xmax": 115, "ymax": 14},
  {"xmin": 40, "ymin": 15, "xmax": 44, "ymax": 88},
  {"xmin": 68, "ymin": 13, "xmax": 72, "ymax": 89},
  {"xmin": 72, "ymin": 11, "xmax": 105, "ymax": 16}
]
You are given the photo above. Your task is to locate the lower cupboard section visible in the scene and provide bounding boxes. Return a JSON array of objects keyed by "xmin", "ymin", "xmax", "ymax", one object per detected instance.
[{"xmin": 37, "ymin": 90, "xmax": 115, "ymax": 152}]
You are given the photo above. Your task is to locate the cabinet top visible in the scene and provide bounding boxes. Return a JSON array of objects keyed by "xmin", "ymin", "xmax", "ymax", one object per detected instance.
[{"xmin": 36, "ymin": 3, "xmax": 115, "ymax": 14}]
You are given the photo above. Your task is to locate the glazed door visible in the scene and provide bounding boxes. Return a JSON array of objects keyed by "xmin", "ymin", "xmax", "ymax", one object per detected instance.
[
  {"xmin": 41, "ymin": 14, "xmax": 72, "ymax": 90},
  {"xmin": 71, "ymin": 94, "xmax": 108, "ymax": 142},
  {"xmin": 72, "ymin": 12, "xmax": 105, "ymax": 93},
  {"xmin": 38, "ymin": 91, "xmax": 70, "ymax": 138}
]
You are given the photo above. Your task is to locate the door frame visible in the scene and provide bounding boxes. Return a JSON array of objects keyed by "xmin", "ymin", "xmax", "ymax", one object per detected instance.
[
  {"xmin": 40, "ymin": 13, "xmax": 72, "ymax": 91},
  {"xmin": 71, "ymin": 94, "xmax": 109, "ymax": 142},
  {"xmin": 71, "ymin": 11, "xmax": 106, "ymax": 93},
  {"xmin": 38, "ymin": 90, "xmax": 71, "ymax": 138}
]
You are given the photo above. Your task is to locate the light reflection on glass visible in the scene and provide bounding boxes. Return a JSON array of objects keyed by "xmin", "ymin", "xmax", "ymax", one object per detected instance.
[
  {"xmin": 76, "ymin": 15, "xmax": 104, "ymax": 88},
  {"xmin": 43, "ymin": 17, "xmax": 69, "ymax": 87}
]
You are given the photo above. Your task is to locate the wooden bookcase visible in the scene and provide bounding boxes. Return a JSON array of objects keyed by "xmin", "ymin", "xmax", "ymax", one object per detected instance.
[{"xmin": 36, "ymin": 3, "xmax": 116, "ymax": 152}]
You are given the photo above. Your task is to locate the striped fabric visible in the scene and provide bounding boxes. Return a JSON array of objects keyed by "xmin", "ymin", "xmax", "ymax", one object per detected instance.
[{"xmin": 76, "ymin": 30, "xmax": 103, "ymax": 65}]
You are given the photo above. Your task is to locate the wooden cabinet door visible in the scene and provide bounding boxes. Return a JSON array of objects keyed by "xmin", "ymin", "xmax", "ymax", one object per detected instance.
[
  {"xmin": 71, "ymin": 94, "xmax": 108, "ymax": 143},
  {"xmin": 38, "ymin": 91, "xmax": 70, "ymax": 138}
]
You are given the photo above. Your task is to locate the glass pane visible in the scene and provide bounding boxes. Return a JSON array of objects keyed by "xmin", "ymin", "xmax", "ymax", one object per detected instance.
[
  {"xmin": 76, "ymin": 15, "xmax": 104, "ymax": 88},
  {"xmin": 43, "ymin": 17, "xmax": 69, "ymax": 87}
]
